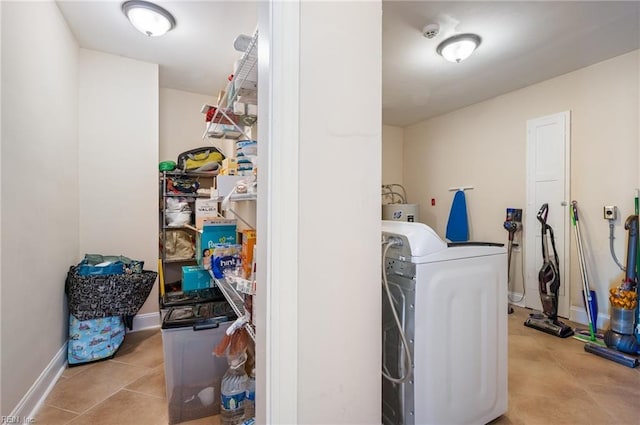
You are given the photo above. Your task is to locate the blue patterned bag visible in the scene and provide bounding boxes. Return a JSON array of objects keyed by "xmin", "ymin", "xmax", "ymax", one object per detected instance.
[{"xmin": 67, "ymin": 315, "xmax": 125, "ymax": 365}]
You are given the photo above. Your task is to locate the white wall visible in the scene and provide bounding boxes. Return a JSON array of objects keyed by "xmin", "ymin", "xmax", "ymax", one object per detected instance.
[
  {"xmin": 159, "ymin": 87, "xmax": 248, "ymax": 163},
  {"xmin": 78, "ymin": 49, "xmax": 159, "ymax": 316},
  {"xmin": 382, "ymin": 124, "xmax": 405, "ymax": 211},
  {"xmin": 159, "ymin": 87, "xmax": 217, "ymax": 162},
  {"xmin": 382, "ymin": 124, "xmax": 404, "ymax": 186},
  {"xmin": 297, "ymin": 1, "xmax": 381, "ymax": 423},
  {"xmin": 1, "ymin": 1, "xmax": 79, "ymax": 414},
  {"xmin": 0, "ymin": 0, "xmax": 4, "ymax": 408},
  {"xmin": 403, "ymin": 51, "xmax": 639, "ymax": 322}
]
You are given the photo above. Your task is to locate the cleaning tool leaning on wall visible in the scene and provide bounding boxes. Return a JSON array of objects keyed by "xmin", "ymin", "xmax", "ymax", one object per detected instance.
[
  {"xmin": 524, "ymin": 203, "xmax": 574, "ymax": 338},
  {"xmin": 570, "ymin": 201, "xmax": 601, "ymax": 344},
  {"xmin": 585, "ymin": 214, "xmax": 640, "ymax": 368}
]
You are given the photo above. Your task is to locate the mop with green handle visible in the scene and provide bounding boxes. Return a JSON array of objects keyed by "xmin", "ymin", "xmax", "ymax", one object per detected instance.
[{"xmin": 571, "ymin": 201, "xmax": 604, "ymax": 345}]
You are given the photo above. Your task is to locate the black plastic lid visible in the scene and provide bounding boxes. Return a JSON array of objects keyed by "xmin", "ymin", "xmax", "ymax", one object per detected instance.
[
  {"xmin": 161, "ymin": 287, "xmax": 225, "ymax": 308},
  {"xmin": 161, "ymin": 301, "xmax": 236, "ymax": 329}
]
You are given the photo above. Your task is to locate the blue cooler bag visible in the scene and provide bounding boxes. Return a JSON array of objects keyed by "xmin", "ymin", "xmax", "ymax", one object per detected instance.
[{"xmin": 68, "ymin": 314, "xmax": 125, "ymax": 365}]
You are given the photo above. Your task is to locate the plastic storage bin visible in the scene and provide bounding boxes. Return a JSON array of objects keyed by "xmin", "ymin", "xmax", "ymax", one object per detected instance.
[{"xmin": 162, "ymin": 302, "xmax": 235, "ymax": 424}]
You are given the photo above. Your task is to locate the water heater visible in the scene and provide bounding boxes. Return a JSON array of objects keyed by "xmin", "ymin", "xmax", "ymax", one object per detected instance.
[{"xmin": 382, "ymin": 204, "xmax": 419, "ymax": 223}]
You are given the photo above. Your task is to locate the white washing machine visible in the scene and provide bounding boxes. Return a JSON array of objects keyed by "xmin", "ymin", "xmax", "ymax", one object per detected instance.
[{"xmin": 381, "ymin": 220, "xmax": 507, "ymax": 425}]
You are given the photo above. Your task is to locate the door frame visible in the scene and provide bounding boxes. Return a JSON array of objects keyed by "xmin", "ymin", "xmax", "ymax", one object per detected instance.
[{"xmin": 257, "ymin": 1, "xmax": 300, "ymax": 423}]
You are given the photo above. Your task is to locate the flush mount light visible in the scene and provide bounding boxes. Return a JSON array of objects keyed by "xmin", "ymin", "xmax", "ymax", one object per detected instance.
[
  {"xmin": 436, "ymin": 33, "xmax": 481, "ymax": 63},
  {"xmin": 122, "ymin": 1, "xmax": 176, "ymax": 37}
]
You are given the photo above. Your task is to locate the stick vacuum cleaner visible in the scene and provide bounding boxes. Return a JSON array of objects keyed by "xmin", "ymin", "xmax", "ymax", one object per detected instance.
[
  {"xmin": 585, "ymin": 215, "xmax": 640, "ymax": 368},
  {"xmin": 504, "ymin": 208, "xmax": 522, "ymax": 315},
  {"xmin": 524, "ymin": 203, "xmax": 574, "ymax": 338}
]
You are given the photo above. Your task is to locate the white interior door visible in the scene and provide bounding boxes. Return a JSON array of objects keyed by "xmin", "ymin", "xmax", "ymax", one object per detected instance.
[{"xmin": 525, "ymin": 112, "xmax": 571, "ymax": 318}]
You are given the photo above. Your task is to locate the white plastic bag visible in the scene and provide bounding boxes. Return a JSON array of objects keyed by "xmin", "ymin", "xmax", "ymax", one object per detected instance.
[{"xmin": 166, "ymin": 197, "xmax": 192, "ymax": 227}]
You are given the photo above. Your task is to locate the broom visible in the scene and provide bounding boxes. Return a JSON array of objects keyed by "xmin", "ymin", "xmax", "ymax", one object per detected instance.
[{"xmin": 571, "ymin": 201, "xmax": 605, "ymax": 346}]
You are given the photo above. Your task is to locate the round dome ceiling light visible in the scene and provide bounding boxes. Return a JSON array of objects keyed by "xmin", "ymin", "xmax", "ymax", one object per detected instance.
[
  {"xmin": 122, "ymin": 1, "xmax": 176, "ymax": 37},
  {"xmin": 436, "ymin": 33, "xmax": 481, "ymax": 63}
]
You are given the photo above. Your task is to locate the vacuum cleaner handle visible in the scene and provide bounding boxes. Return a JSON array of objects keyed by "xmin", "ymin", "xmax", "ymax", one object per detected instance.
[
  {"xmin": 547, "ymin": 225, "xmax": 560, "ymax": 271},
  {"xmin": 624, "ymin": 215, "xmax": 638, "ymax": 285},
  {"xmin": 537, "ymin": 203, "xmax": 549, "ymax": 226},
  {"xmin": 537, "ymin": 203, "xmax": 550, "ymax": 261}
]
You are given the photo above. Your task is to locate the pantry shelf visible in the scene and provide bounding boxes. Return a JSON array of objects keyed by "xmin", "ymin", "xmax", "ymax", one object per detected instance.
[
  {"xmin": 164, "ymin": 193, "xmax": 211, "ymax": 199},
  {"xmin": 203, "ymin": 28, "xmax": 258, "ymax": 141},
  {"xmin": 163, "ymin": 257, "xmax": 196, "ymax": 264},
  {"xmin": 229, "ymin": 193, "xmax": 257, "ymax": 202},
  {"xmin": 212, "ymin": 275, "xmax": 256, "ymax": 342}
]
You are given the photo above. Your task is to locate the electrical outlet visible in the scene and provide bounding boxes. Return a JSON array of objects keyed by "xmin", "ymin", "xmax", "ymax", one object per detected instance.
[{"xmin": 603, "ymin": 206, "xmax": 617, "ymax": 221}]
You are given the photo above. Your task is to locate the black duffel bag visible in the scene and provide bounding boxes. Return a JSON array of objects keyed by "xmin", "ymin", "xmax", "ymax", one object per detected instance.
[{"xmin": 65, "ymin": 267, "xmax": 157, "ymax": 321}]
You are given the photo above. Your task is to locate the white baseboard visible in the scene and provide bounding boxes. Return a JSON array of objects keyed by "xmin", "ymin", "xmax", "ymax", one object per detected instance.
[
  {"xmin": 570, "ymin": 305, "xmax": 610, "ymax": 331},
  {"xmin": 129, "ymin": 312, "xmax": 161, "ymax": 332},
  {"xmin": 11, "ymin": 342, "xmax": 67, "ymax": 421}
]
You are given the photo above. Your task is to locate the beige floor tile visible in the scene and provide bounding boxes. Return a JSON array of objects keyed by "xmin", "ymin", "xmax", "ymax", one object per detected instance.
[
  {"xmin": 554, "ymin": 349, "xmax": 640, "ymax": 389},
  {"xmin": 507, "ymin": 323, "xmax": 533, "ymax": 337},
  {"xmin": 510, "ymin": 392, "xmax": 617, "ymax": 424},
  {"xmin": 45, "ymin": 360, "xmax": 152, "ymax": 413},
  {"xmin": 488, "ymin": 394, "xmax": 526, "ymax": 425},
  {"xmin": 61, "ymin": 362, "xmax": 95, "ymax": 378},
  {"xmin": 33, "ymin": 405, "xmax": 78, "ymax": 425},
  {"xmin": 533, "ymin": 330, "xmax": 586, "ymax": 353},
  {"xmin": 121, "ymin": 328, "xmax": 161, "ymax": 348},
  {"xmin": 66, "ymin": 389, "xmax": 168, "ymax": 425},
  {"xmin": 113, "ymin": 330, "xmax": 165, "ymax": 369},
  {"xmin": 126, "ymin": 364, "xmax": 168, "ymax": 399},
  {"xmin": 42, "ymin": 309, "xmax": 640, "ymax": 424},
  {"xmin": 584, "ymin": 383, "xmax": 640, "ymax": 425},
  {"xmin": 508, "ymin": 334, "xmax": 556, "ymax": 363},
  {"xmin": 509, "ymin": 357, "xmax": 586, "ymax": 398}
]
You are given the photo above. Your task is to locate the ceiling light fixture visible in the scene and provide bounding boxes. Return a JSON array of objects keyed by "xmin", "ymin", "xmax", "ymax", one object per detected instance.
[
  {"xmin": 122, "ymin": 1, "xmax": 176, "ymax": 37},
  {"xmin": 436, "ymin": 33, "xmax": 481, "ymax": 63}
]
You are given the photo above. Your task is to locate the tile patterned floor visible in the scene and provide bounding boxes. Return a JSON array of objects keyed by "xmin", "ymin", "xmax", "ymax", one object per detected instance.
[
  {"xmin": 35, "ymin": 329, "xmax": 218, "ymax": 425},
  {"xmin": 492, "ymin": 307, "xmax": 640, "ymax": 425},
  {"xmin": 35, "ymin": 306, "xmax": 640, "ymax": 424}
]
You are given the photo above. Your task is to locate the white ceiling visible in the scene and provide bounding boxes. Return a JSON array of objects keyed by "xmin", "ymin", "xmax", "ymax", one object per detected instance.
[
  {"xmin": 57, "ymin": 1, "xmax": 640, "ymax": 127},
  {"xmin": 56, "ymin": 1, "xmax": 258, "ymax": 97},
  {"xmin": 383, "ymin": 1, "xmax": 640, "ymax": 126}
]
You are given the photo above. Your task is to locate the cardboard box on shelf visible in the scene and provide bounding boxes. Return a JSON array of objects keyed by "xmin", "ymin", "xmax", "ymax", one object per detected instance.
[
  {"xmin": 221, "ymin": 158, "xmax": 238, "ymax": 176},
  {"xmin": 241, "ymin": 229, "xmax": 256, "ymax": 279},
  {"xmin": 195, "ymin": 198, "xmax": 219, "ymax": 229},
  {"xmin": 197, "ymin": 219, "xmax": 237, "ymax": 268},
  {"xmin": 181, "ymin": 266, "xmax": 212, "ymax": 291}
]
